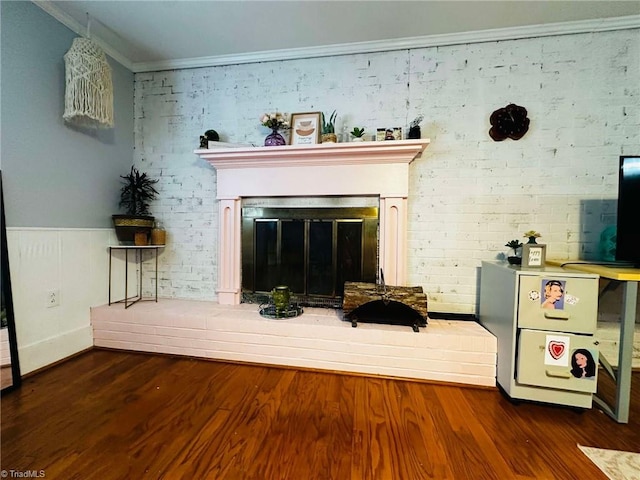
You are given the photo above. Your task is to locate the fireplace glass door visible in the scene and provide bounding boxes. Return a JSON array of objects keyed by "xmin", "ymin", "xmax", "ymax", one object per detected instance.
[{"xmin": 242, "ymin": 207, "xmax": 378, "ymax": 304}]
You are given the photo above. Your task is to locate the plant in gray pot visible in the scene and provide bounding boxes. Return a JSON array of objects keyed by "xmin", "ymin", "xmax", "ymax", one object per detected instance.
[{"xmin": 112, "ymin": 166, "xmax": 159, "ymax": 245}]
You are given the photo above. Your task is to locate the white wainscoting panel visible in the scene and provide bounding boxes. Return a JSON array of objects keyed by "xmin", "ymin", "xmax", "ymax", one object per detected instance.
[{"xmin": 5, "ymin": 228, "xmax": 137, "ymax": 374}]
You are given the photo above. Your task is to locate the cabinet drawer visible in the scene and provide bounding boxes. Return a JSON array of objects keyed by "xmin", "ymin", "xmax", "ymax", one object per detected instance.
[
  {"xmin": 517, "ymin": 275, "xmax": 598, "ymax": 333},
  {"xmin": 517, "ymin": 329, "xmax": 598, "ymax": 393}
]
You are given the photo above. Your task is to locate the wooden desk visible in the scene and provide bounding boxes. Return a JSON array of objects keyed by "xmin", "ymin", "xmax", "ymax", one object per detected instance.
[
  {"xmin": 547, "ymin": 260, "xmax": 639, "ymax": 423},
  {"xmin": 108, "ymin": 245, "xmax": 164, "ymax": 308}
]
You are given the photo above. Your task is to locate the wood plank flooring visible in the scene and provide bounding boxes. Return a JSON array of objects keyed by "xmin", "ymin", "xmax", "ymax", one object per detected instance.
[{"xmin": 1, "ymin": 349, "xmax": 639, "ymax": 479}]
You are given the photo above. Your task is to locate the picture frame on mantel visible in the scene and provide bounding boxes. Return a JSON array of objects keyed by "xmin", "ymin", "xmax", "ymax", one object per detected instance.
[
  {"xmin": 376, "ymin": 127, "xmax": 402, "ymax": 141},
  {"xmin": 522, "ymin": 243, "xmax": 546, "ymax": 268},
  {"xmin": 290, "ymin": 112, "xmax": 322, "ymax": 145}
]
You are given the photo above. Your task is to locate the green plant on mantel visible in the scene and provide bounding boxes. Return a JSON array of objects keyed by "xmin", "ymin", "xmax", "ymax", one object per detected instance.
[
  {"xmin": 350, "ymin": 127, "xmax": 365, "ymax": 138},
  {"xmin": 322, "ymin": 110, "xmax": 337, "ymax": 134}
]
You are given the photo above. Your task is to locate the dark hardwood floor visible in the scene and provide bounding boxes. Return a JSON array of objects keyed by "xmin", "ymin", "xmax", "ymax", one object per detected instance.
[{"xmin": 1, "ymin": 349, "xmax": 638, "ymax": 479}]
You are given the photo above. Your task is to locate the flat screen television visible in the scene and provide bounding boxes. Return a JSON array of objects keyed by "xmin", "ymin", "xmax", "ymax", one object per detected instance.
[{"xmin": 616, "ymin": 155, "xmax": 640, "ymax": 266}]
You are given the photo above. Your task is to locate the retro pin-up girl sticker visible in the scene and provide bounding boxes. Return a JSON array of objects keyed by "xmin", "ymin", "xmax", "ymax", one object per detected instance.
[
  {"xmin": 541, "ymin": 279, "xmax": 565, "ymax": 310},
  {"xmin": 570, "ymin": 349, "xmax": 597, "ymax": 379}
]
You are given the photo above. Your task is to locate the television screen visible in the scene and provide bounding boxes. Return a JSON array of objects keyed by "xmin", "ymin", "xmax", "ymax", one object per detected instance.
[{"xmin": 616, "ymin": 156, "xmax": 640, "ymax": 266}]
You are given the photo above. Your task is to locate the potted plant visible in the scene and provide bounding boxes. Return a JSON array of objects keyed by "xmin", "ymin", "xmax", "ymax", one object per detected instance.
[
  {"xmin": 408, "ymin": 115, "xmax": 423, "ymax": 139},
  {"xmin": 505, "ymin": 239, "xmax": 523, "ymax": 265},
  {"xmin": 321, "ymin": 110, "xmax": 337, "ymax": 143},
  {"xmin": 350, "ymin": 127, "xmax": 366, "ymax": 142},
  {"xmin": 112, "ymin": 166, "xmax": 159, "ymax": 245},
  {"xmin": 524, "ymin": 230, "xmax": 541, "ymax": 244},
  {"xmin": 260, "ymin": 112, "xmax": 289, "ymax": 146}
]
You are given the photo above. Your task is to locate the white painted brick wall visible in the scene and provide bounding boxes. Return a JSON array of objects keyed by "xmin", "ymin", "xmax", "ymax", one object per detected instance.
[{"xmin": 134, "ymin": 29, "xmax": 640, "ymax": 313}]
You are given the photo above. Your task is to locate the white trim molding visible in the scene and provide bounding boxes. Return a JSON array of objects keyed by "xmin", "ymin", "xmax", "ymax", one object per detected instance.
[
  {"xmin": 32, "ymin": 1, "xmax": 640, "ymax": 72},
  {"xmin": 136, "ymin": 15, "xmax": 640, "ymax": 72},
  {"xmin": 32, "ymin": 0, "xmax": 134, "ymax": 71}
]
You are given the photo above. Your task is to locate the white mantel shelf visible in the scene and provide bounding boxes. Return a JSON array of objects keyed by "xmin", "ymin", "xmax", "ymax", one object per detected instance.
[
  {"xmin": 194, "ymin": 138, "xmax": 431, "ymax": 305},
  {"xmin": 194, "ymin": 139, "xmax": 430, "ymax": 169}
]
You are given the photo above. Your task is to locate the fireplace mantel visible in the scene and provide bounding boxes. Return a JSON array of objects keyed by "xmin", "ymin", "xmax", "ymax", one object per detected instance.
[
  {"xmin": 195, "ymin": 139, "xmax": 430, "ymax": 304},
  {"xmin": 196, "ymin": 139, "xmax": 430, "ymax": 169}
]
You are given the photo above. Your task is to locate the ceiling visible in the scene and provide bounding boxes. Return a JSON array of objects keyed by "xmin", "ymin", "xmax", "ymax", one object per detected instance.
[{"xmin": 36, "ymin": 1, "xmax": 640, "ymax": 72}]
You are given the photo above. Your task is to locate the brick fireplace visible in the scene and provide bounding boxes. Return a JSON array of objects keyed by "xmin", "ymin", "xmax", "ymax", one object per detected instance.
[
  {"xmin": 195, "ymin": 139, "xmax": 431, "ymax": 304},
  {"xmin": 91, "ymin": 138, "xmax": 497, "ymax": 388}
]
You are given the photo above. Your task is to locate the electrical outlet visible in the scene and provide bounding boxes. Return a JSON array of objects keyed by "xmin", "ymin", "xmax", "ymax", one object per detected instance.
[{"xmin": 47, "ymin": 289, "xmax": 60, "ymax": 308}]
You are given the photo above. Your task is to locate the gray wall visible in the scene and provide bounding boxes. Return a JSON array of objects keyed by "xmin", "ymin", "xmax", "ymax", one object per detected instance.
[{"xmin": 1, "ymin": 1, "xmax": 134, "ymax": 228}]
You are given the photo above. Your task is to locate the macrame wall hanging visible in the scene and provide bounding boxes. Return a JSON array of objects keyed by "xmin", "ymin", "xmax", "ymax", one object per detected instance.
[{"xmin": 63, "ymin": 18, "xmax": 114, "ymax": 128}]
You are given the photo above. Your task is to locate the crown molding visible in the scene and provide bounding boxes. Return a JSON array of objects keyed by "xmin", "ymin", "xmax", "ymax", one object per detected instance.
[
  {"xmin": 32, "ymin": 0, "xmax": 134, "ymax": 71},
  {"xmin": 33, "ymin": 0, "xmax": 639, "ymax": 74},
  {"xmin": 133, "ymin": 14, "xmax": 640, "ymax": 72}
]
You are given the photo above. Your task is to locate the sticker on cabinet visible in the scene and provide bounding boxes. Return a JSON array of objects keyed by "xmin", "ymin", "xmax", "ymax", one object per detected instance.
[
  {"xmin": 545, "ymin": 334, "xmax": 570, "ymax": 366},
  {"xmin": 540, "ymin": 279, "xmax": 565, "ymax": 310},
  {"xmin": 565, "ymin": 294, "xmax": 579, "ymax": 305},
  {"xmin": 570, "ymin": 348, "xmax": 597, "ymax": 379}
]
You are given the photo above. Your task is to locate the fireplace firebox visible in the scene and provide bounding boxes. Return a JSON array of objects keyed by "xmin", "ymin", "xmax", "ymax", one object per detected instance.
[{"xmin": 241, "ymin": 205, "xmax": 378, "ymax": 306}]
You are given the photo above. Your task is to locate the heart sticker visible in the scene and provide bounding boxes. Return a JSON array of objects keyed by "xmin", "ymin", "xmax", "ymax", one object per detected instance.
[{"xmin": 548, "ymin": 341, "xmax": 565, "ymax": 360}]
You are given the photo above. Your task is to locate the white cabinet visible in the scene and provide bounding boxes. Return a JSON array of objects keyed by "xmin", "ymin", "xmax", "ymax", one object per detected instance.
[{"xmin": 479, "ymin": 261, "xmax": 600, "ymax": 408}]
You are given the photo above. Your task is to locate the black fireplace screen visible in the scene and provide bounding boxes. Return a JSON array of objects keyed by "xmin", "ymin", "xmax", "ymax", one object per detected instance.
[{"xmin": 242, "ymin": 207, "xmax": 378, "ymax": 303}]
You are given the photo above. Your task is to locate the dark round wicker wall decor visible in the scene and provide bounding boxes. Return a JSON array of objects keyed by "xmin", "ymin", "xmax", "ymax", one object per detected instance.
[{"xmin": 489, "ymin": 103, "xmax": 530, "ymax": 141}]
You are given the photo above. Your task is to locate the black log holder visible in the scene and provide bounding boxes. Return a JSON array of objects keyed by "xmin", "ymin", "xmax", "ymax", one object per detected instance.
[
  {"xmin": 347, "ymin": 300, "xmax": 426, "ymax": 332},
  {"xmin": 343, "ymin": 270, "xmax": 428, "ymax": 333}
]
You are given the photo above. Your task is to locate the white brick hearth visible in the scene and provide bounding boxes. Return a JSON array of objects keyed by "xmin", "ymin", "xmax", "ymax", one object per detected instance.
[{"xmin": 91, "ymin": 299, "xmax": 497, "ymax": 387}]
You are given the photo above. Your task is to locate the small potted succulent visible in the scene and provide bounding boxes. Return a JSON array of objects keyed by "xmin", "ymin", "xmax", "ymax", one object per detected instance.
[
  {"xmin": 112, "ymin": 166, "xmax": 159, "ymax": 245},
  {"xmin": 505, "ymin": 239, "xmax": 523, "ymax": 265},
  {"xmin": 321, "ymin": 110, "xmax": 337, "ymax": 143},
  {"xmin": 350, "ymin": 127, "xmax": 366, "ymax": 141}
]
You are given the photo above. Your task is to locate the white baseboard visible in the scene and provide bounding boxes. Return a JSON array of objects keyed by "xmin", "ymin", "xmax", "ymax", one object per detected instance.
[{"xmin": 18, "ymin": 325, "xmax": 93, "ymax": 374}]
